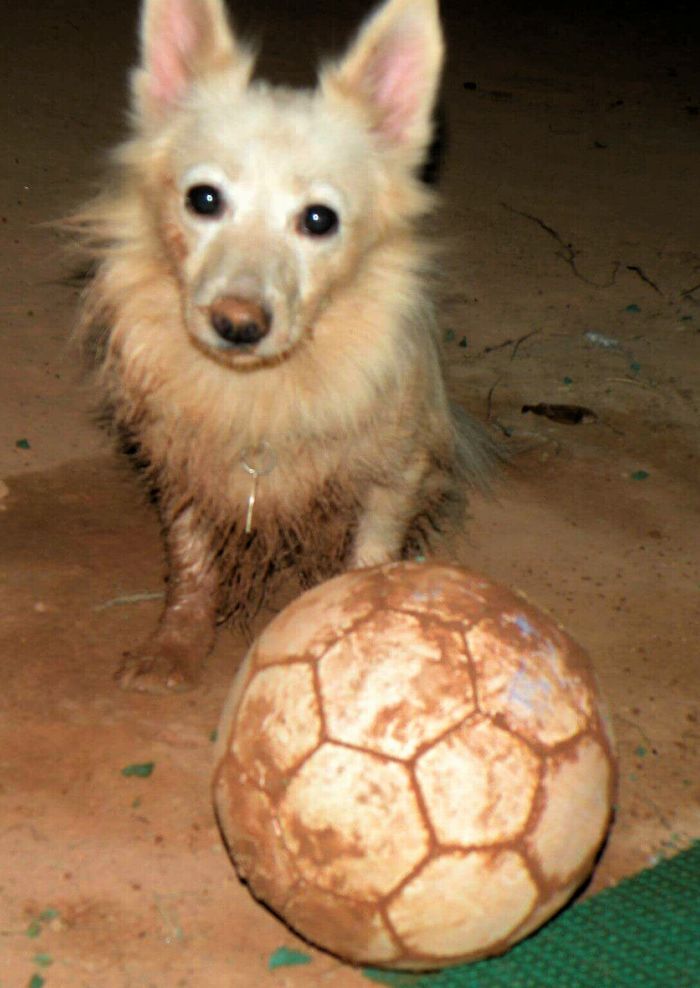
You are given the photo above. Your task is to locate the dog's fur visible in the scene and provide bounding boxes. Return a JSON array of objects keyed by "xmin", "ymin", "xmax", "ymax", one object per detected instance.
[{"xmin": 73, "ymin": 0, "xmax": 497, "ymax": 692}]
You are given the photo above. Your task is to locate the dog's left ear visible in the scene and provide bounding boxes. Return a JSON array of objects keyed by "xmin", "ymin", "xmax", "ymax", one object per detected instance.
[{"xmin": 321, "ymin": 0, "xmax": 444, "ymax": 158}]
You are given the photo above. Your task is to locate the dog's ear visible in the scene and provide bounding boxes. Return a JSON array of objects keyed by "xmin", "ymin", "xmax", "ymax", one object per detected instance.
[
  {"xmin": 321, "ymin": 0, "xmax": 444, "ymax": 157},
  {"xmin": 131, "ymin": 0, "xmax": 254, "ymax": 125}
]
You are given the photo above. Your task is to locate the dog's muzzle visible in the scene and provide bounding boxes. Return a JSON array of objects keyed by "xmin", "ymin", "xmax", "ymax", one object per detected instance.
[{"xmin": 207, "ymin": 296, "xmax": 272, "ymax": 348}]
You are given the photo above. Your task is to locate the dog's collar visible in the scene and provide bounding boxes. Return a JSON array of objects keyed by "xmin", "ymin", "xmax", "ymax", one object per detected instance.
[{"xmin": 240, "ymin": 441, "xmax": 277, "ymax": 533}]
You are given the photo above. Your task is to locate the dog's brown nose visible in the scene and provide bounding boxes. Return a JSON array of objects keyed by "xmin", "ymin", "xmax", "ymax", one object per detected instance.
[{"xmin": 209, "ymin": 296, "xmax": 272, "ymax": 348}]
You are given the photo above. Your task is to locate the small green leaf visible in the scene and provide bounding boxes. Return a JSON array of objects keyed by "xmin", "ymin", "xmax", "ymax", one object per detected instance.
[
  {"xmin": 121, "ymin": 762, "xmax": 155, "ymax": 778},
  {"xmin": 33, "ymin": 953, "xmax": 53, "ymax": 968},
  {"xmin": 268, "ymin": 946, "xmax": 312, "ymax": 970},
  {"xmin": 26, "ymin": 920, "xmax": 42, "ymax": 939},
  {"xmin": 625, "ymin": 303, "xmax": 641, "ymax": 313},
  {"xmin": 28, "ymin": 975, "xmax": 45, "ymax": 988},
  {"xmin": 38, "ymin": 909, "xmax": 59, "ymax": 923},
  {"xmin": 563, "ymin": 375, "xmax": 573, "ymax": 385},
  {"xmin": 16, "ymin": 438, "xmax": 31, "ymax": 449},
  {"xmin": 209, "ymin": 728, "xmax": 218, "ymax": 743},
  {"xmin": 631, "ymin": 469, "xmax": 649, "ymax": 481}
]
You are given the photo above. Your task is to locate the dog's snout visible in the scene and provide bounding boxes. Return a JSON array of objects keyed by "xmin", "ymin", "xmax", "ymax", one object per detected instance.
[{"xmin": 209, "ymin": 296, "xmax": 272, "ymax": 348}]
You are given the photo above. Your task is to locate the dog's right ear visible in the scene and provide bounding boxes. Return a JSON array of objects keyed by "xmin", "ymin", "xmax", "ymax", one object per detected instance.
[{"xmin": 131, "ymin": 0, "xmax": 254, "ymax": 126}]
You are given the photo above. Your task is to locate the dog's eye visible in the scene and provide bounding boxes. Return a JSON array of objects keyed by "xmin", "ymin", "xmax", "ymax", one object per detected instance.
[
  {"xmin": 299, "ymin": 204, "xmax": 339, "ymax": 237},
  {"xmin": 186, "ymin": 184, "xmax": 225, "ymax": 218}
]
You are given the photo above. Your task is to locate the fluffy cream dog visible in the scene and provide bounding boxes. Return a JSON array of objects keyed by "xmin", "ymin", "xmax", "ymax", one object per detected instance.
[{"xmin": 75, "ymin": 0, "xmax": 496, "ymax": 691}]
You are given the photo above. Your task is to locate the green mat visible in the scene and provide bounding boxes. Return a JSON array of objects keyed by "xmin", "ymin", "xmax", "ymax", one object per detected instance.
[{"xmin": 363, "ymin": 843, "xmax": 700, "ymax": 988}]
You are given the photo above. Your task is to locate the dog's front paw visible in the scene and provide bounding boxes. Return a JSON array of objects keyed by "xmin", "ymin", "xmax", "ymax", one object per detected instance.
[
  {"xmin": 349, "ymin": 543, "xmax": 396, "ymax": 570},
  {"xmin": 115, "ymin": 640, "xmax": 203, "ymax": 694}
]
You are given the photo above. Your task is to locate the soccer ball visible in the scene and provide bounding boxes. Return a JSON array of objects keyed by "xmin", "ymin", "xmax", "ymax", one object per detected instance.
[{"xmin": 213, "ymin": 562, "xmax": 615, "ymax": 970}]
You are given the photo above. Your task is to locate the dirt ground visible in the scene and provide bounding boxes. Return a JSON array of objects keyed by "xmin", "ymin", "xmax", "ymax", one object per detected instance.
[{"xmin": 1, "ymin": 0, "xmax": 699, "ymax": 985}]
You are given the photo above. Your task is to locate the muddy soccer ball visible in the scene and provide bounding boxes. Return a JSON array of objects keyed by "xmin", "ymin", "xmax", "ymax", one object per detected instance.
[{"xmin": 213, "ymin": 562, "xmax": 615, "ymax": 970}]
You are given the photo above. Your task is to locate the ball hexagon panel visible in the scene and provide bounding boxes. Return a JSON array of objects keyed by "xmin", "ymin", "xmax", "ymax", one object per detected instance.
[
  {"xmin": 513, "ymin": 882, "xmax": 581, "ymax": 943},
  {"xmin": 466, "ymin": 613, "xmax": 592, "ymax": 746},
  {"xmin": 254, "ymin": 569, "xmax": 376, "ymax": 665},
  {"xmin": 277, "ymin": 742, "xmax": 429, "ymax": 900},
  {"xmin": 387, "ymin": 849, "xmax": 538, "ymax": 960},
  {"xmin": 383, "ymin": 561, "xmax": 490, "ymax": 623},
  {"xmin": 415, "ymin": 715, "xmax": 541, "ymax": 845},
  {"xmin": 319, "ymin": 610, "xmax": 475, "ymax": 760},
  {"xmin": 232, "ymin": 662, "xmax": 322, "ymax": 789},
  {"xmin": 284, "ymin": 884, "xmax": 399, "ymax": 965},
  {"xmin": 212, "ymin": 767, "xmax": 298, "ymax": 916},
  {"xmin": 527, "ymin": 734, "xmax": 613, "ymax": 885}
]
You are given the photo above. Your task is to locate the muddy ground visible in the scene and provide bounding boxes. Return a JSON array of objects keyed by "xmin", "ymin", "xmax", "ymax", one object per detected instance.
[{"xmin": 1, "ymin": 0, "xmax": 699, "ymax": 985}]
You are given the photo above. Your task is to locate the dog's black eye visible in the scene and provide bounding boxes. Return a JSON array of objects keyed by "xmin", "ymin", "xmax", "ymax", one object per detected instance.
[
  {"xmin": 299, "ymin": 204, "xmax": 339, "ymax": 237},
  {"xmin": 186, "ymin": 184, "xmax": 225, "ymax": 218}
]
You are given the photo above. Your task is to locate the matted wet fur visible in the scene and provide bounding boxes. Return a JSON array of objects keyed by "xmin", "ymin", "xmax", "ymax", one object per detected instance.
[{"xmin": 71, "ymin": 0, "xmax": 498, "ymax": 692}]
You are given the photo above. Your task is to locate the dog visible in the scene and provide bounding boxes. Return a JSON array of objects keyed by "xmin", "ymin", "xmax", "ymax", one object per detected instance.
[{"xmin": 73, "ymin": 0, "xmax": 498, "ymax": 693}]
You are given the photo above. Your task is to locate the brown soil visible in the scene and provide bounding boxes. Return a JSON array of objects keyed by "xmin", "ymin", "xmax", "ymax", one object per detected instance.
[{"xmin": 1, "ymin": 0, "xmax": 698, "ymax": 985}]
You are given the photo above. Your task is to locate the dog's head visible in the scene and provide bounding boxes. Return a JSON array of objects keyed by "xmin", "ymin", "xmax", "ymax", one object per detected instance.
[{"xmin": 126, "ymin": 0, "xmax": 444, "ymax": 368}]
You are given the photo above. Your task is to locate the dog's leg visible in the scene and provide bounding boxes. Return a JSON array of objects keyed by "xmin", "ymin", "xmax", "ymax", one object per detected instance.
[
  {"xmin": 350, "ymin": 453, "xmax": 431, "ymax": 569},
  {"xmin": 116, "ymin": 505, "xmax": 219, "ymax": 693}
]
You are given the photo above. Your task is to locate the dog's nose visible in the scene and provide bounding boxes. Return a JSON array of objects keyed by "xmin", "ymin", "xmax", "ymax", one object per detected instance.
[{"xmin": 209, "ymin": 296, "xmax": 272, "ymax": 348}]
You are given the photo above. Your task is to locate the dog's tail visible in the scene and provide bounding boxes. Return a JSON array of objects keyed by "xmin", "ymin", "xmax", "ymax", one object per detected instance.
[
  {"xmin": 450, "ymin": 401, "xmax": 505, "ymax": 494},
  {"xmin": 407, "ymin": 402, "xmax": 503, "ymax": 559}
]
